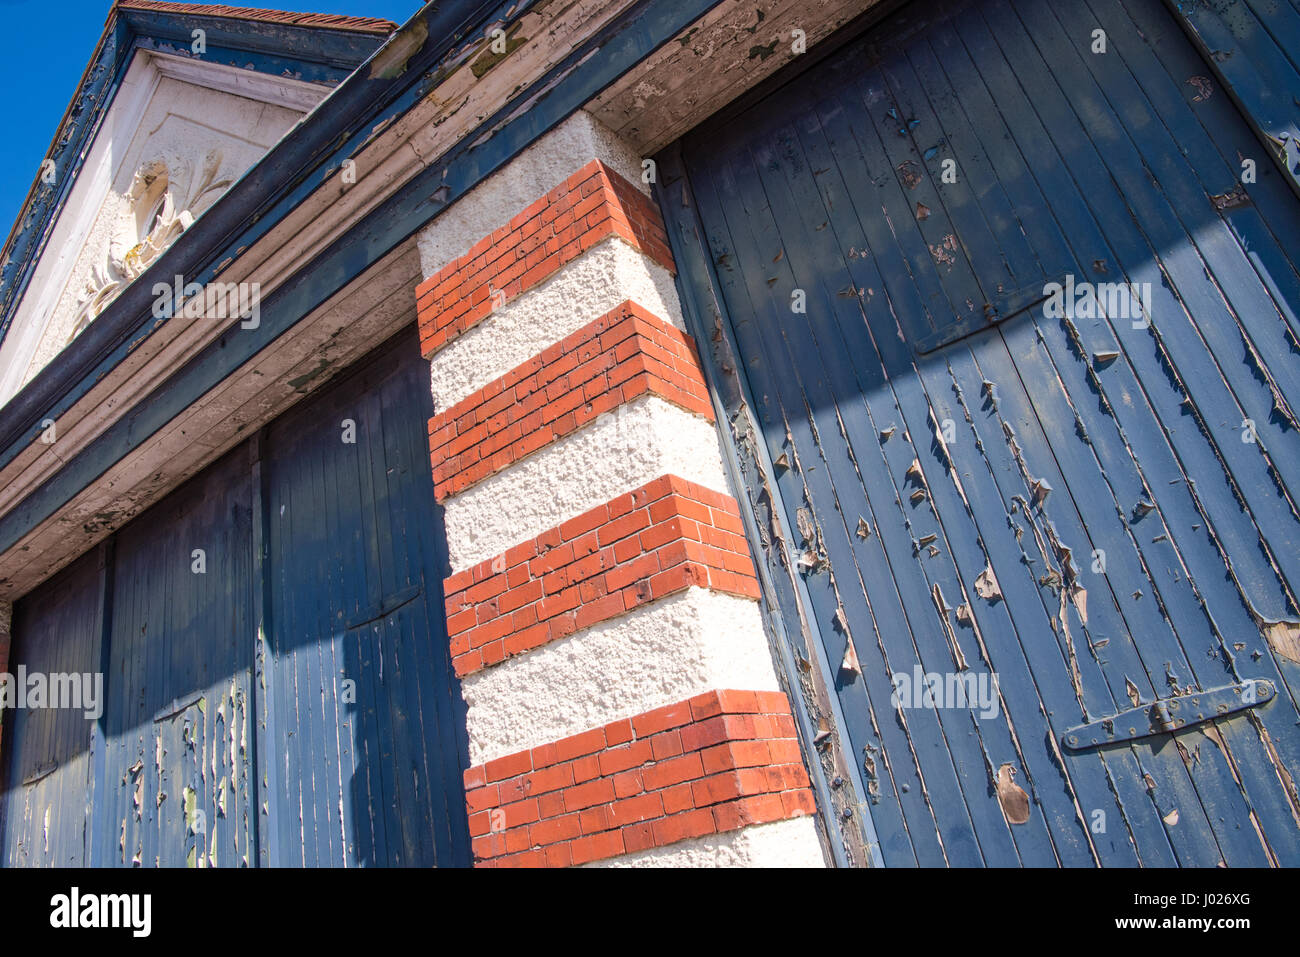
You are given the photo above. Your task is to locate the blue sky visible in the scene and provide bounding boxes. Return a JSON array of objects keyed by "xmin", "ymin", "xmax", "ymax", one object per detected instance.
[{"xmin": 0, "ymin": 0, "xmax": 423, "ymax": 240}]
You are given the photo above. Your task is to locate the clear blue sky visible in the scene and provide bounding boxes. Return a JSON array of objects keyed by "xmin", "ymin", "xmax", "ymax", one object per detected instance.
[{"xmin": 0, "ymin": 0, "xmax": 423, "ymax": 241}]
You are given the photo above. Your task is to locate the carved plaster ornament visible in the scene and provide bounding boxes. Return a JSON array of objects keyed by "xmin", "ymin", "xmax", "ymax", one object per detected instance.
[{"xmin": 67, "ymin": 151, "xmax": 232, "ymax": 343}]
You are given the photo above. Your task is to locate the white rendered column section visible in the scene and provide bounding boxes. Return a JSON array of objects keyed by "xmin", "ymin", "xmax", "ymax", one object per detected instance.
[
  {"xmin": 428, "ymin": 238, "xmax": 682, "ymax": 411},
  {"xmin": 584, "ymin": 817, "xmax": 827, "ymax": 868},
  {"xmin": 417, "ymin": 110, "xmax": 648, "ymax": 278},
  {"xmin": 460, "ymin": 588, "xmax": 779, "ymax": 765},
  {"xmin": 441, "ymin": 394, "xmax": 729, "ymax": 572}
]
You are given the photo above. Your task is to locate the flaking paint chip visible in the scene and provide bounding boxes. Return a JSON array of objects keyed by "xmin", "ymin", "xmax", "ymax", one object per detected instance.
[
  {"xmin": 840, "ymin": 640, "xmax": 861, "ymax": 678},
  {"xmin": 796, "ymin": 507, "xmax": 815, "ymax": 544},
  {"xmin": 1261, "ymin": 619, "xmax": 1300, "ymax": 664},
  {"xmin": 975, "ymin": 564, "xmax": 1003, "ymax": 603},
  {"xmin": 994, "ymin": 764, "xmax": 1030, "ymax": 825},
  {"xmin": 856, "ymin": 517, "xmax": 871, "ymax": 539},
  {"xmin": 1030, "ymin": 478, "xmax": 1052, "ymax": 508}
]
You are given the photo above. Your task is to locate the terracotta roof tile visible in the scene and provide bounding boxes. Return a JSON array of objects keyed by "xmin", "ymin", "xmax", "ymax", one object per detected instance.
[{"xmin": 114, "ymin": 1, "xmax": 397, "ymax": 35}]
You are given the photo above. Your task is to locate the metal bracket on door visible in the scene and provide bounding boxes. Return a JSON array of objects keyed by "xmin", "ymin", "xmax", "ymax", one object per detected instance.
[
  {"xmin": 914, "ymin": 274, "xmax": 1064, "ymax": 355},
  {"xmin": 153, "ymin": 690, "xmax": 207, "ymax": 723},
  {"xmin": 1062, "ymin": 679, "xmax": 1274, "ymax": 751},
  {"xmin": 22, "ymin": 760, "xmax": 58, "ymax": 787},
  {"xmin": 345, "ymin": 583, "xmax": 422, "ymax": 631}
]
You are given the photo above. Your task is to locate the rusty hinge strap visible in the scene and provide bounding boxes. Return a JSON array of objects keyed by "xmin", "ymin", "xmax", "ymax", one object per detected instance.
[{"xmin": 1062, "ymin": 679, "xmax": 1274, "ymax": 751}]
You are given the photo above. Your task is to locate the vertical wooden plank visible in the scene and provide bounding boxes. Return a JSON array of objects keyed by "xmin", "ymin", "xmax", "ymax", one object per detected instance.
[
  {"xmin": 250, "ymin": 432, "xmax": 276, "ymax": 867},
  {"xmin": 1164, "ymin": 0, "xmax": 1300, "ymax": 195},
  {"xmin": 86, "ymin": 539, "xmax": 114, "ymax": 867},
  {"xmin": 264, "ymin": 328, "xmax": 470, "ymax": 867},
  {"xmin": 1, "ymin": 552, "xmax": 101, "ymax": 866},
  {"xmin": 672, "ymin": 0, "xmax": 1300, "ymax": 866}
]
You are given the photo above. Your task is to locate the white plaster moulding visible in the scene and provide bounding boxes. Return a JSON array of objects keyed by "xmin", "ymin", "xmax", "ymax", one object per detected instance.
[
  {"xmin": 148, "ymin": 52, "xmax": 334, "ymax": 114},
  {"xmin": 0, "ymin": 52, "xmax": 162, "ymax": 407}
]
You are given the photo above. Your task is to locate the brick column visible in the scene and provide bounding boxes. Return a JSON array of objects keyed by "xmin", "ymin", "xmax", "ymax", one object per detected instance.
[{"xmin": 415, "ymin": 112, "xmax": 825, "ymax": 867}]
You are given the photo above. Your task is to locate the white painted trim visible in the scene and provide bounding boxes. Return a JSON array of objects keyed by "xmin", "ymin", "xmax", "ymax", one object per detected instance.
[
  {"xmin": 0, "ymin": 51, "xmax": 325, "ymax": 408},
  {"xmin": 149, "ymin": 52, "xmax": 332, "ymax": 114},
  {"xmin": 0, "ymin": 52, "xmax": 161, "ymax": 406}
]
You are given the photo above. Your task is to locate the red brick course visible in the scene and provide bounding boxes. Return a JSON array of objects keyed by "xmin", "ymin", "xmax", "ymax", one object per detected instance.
[
  {"xmin": 416, "ymin": 160, "xmax": 674, "ymax": 358},
  {"xmin": 426, "ymin": 300, "xmax": 713, "ymax": 500},
  {"xmin": 443, "ymin": 475, "xmax": 760, "ymax": 677},
  {"xmin": 465, "ymin": 689, "xmax": 816, "ymax": 867}
]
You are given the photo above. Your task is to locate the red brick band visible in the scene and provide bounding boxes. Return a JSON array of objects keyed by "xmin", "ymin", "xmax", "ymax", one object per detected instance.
[
  {"xmin": 426, "ymin": 301, "xmax": 713, "ymax": 501},
  {"xmin": 465, "ymin": 690, "xmax": 815, "ymax": 867},
  {"xmin": 444, "ymin": 475, "xmax": 760, "ymax": 677},
  {"xmin": 416, "ymin": 160, "xmax": 674, "ymax": 358}
]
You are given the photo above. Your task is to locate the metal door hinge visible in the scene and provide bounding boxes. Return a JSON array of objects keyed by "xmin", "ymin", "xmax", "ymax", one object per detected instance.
[
  {"xmin": 345, "ymin": 583, "xmax": 422, "ymax": 630},
  {"xmin": 1062, "ymin": 679, "xmax": 1273, "ymax": 751},
  {"xmin": 914, "ymin": 274, "xmax": 1066, "ymax": 355}
]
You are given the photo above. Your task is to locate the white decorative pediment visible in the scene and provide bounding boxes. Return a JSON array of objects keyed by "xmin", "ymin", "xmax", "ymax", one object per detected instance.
[{"xmin": 0, "ymin": 51, "xmax": 332, "ymax": 405}]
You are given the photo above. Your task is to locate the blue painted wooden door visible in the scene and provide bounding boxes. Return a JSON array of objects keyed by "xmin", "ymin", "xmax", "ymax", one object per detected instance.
[
  {"xmin": 0, "ymin": 553, "xmax": 102, "ymax": 866},
  {"xmin": 95, "ymin": 450, "xmax": 258, "ymax": 867},
  {"xmin": 2, "ymin": 330, "xmax": 469, "ymax": 866},
  {"xmin": 676, "ymin": 0, "xmax": 1300, "ymax": 865},
  {"xmin": 1168, "ymin": 0, "xmax": 1300, "ymax": 195},
  {"xmin": 263, "ymin": 334, "xmax": 469, "ymax": 867}
]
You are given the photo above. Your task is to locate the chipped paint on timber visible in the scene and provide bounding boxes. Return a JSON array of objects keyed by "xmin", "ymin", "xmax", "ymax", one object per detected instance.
[
  {"xmin": 470, "ymin": 24, "xmax": 529, "ymax": 79},
  {"xmin": 369, "ymin": 17, "xmax": 429, "ymax": 80},
  {"xmin": 1261, "ymin": 618, "xmax": 1300, "ymax": 665},
  {"xmin": 286, "ymin": 357, "xmax": 333, "ymax": 391},
  {"xmin": 665, "ymin": 0, "xmax": 1300, "ymax": 864},
  {"xmin": 654, "ymin": 166, "xmax": 875, "ymax": 866},
  {"xmin": 994, "ymin": 763, "xmax": 1030, "ymax": 825}
]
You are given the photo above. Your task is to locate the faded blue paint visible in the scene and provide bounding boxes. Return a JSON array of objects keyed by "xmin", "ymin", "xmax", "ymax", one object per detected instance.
[
  {"xmin": 0, "ymin": 552, "xmax": 102, "ymax": 866},
  {"xmin": 666, "ymin": 0, "xmax": 1300, "ymax": 865},
  {"xmin": 1168, "ymin": 0, "xmax": 1300, "ymax": 193},
  {"xmin": 94, "ymin": 448, "xmax": 258, "ymax": 867},
  {"xmin": 263, "ymin": 331, "xmax": 468, "ymax": 866},
  {"xmin": 2, "ymin": 330, "xmax": 468, "ymax": 867}
]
